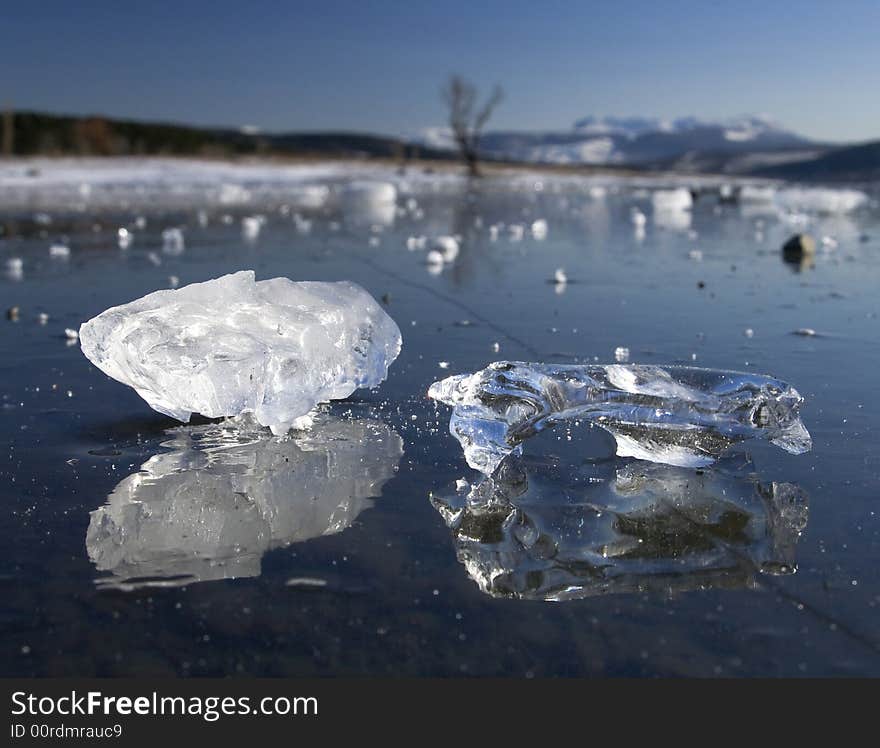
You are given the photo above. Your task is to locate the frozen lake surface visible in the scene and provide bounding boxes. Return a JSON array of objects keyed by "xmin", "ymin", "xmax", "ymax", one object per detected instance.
[{"xmin": 1, "ymin": 159, "xmax": 879, "ymax": 676}]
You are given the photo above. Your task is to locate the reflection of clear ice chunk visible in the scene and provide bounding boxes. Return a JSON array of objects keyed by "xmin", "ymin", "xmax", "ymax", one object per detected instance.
[
  {"xmin": 79, "ymin": 271, "xmax": 402, "ymax": 434},
  {"xmin": 86, "ymin": 414, "xmax": 403, "ymax": 589},
  {"xmin": 431, "ymin": 456, "xmax": 808, "ymax": 601},
  {"xmin": 428, "ymin": 361, "xmax": 811, "ymax": 473}
]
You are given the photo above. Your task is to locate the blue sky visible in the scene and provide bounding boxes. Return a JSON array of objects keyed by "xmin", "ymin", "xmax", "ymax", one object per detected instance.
[{"xmin": 1, "ymin": 1, "xmax": 878, "ymax": 142}]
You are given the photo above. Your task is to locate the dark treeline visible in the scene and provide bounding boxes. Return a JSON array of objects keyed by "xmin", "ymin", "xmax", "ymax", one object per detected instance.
[{"xmin": 1, "ymin": 110, "xmax": 452, "ymax": 162}]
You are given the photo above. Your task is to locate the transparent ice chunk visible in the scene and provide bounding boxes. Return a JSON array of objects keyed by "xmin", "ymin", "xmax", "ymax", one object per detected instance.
[
  {"xmin": 431, "ymin": 455, "xmax": 808, "ymax": 601},
  {"xmin": 79, "ymin": 271, "xmax": 402, "ymax": 434},
  {"xmin": 86, "ymin": 413, "xmax": 402, "ymax": 589},
  {"xmin": 428, "ymin": 362, "xmax": 811, "ymax": 473}
]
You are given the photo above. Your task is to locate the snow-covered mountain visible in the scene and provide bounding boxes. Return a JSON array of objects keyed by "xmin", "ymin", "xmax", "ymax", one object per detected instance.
[{"xmin": 416, "ymin": 115, "xmax": 817, "ymax": 169}]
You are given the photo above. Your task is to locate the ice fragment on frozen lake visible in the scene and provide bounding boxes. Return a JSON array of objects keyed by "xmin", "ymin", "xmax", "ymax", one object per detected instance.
[
  {"xmin": 430, "ymin": 235, "xmax": 459, "ymax": 262},
  {"xmin": 531, "ymin": 219, "xmax": 548, "ymax": 239},
  {"xmin": 241, "ymin": 215, "xmax": 264, "ymax": 240},
  {"xmin": 161, "ymin": 227, "xmax": 184, "ymax": 254},
  {"xmin": 117, "ymin": 227, "xmax": 132, "ymax": 249},
  {"xmin": 79, "ymin": 271, "xmax": 402, "ymax": 434},
  {"xmin": 338, "ymin": 181, "xmax": 397, "ymax": 226},
  {"xmin": 428, "ymin": 361, "xmax": 811, "ymax": 473},
  {"xmin": 651, "ymin": 188, "xmax": 692, "ymax": 212}
]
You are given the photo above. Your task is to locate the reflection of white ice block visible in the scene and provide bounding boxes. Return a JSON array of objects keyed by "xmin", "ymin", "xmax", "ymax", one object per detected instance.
[
  {"xmin": 5, "ymin": 257, "xmax": 23, "ymax": 280},
  {"xmin": 242, "ymin": 215, "xmax": 264, "ymax": 240},
  {"xmin": 79, "ymin": 271, "xmax": 402, "ymax": 434},
  {"xmin": 87, "ymin": 415, "xmax": 403, "ymax": 588},
  {"xmin": 531, "ymin": 219, "xmax": 548, "ymax": 239},
  {"xmin": 161, "ymin": 227, "xmax": 185, "ymax": 254},
  {"xmin": 654, "ymin": 207, "xmax": 692, "ymax": 231}
]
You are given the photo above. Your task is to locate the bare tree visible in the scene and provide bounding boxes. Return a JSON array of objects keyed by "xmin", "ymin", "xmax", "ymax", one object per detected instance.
[{"xmin": 442, "ymin": 75, "xmax": 502, "ymax": 177}]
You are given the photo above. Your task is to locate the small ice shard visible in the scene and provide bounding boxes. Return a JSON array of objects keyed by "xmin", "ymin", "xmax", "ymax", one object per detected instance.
[
  {"xmin": 614, "ymin": 346, "xmax": 630, "ymax": 362},
  {"xmin": 49, "ymin": 242, "xmax": 70, "ymax": 258},
  {"xmin": 430, "ymin": 235, "xmax": 460, "ymax": 262},
  {"xmin": 425, "ymin": 249, "xmax": 445, "ymax": 269},
  {"xmin": 552, "ymin": 267, "xmax": 567, "ymax": 295},
  {"xmin": 5, "ymin": 257, "xmax": 23, "ymax": 280},
  {"xmin": 508, "ymin": 224, "xmax": 525, "ymax": 241},
  {"xmin": 630, "ymin": 207, "xmax": 646, "ymax": 227},
  {"xmin": 339, "ymin": 181, "xmax": 397, "ymax": 227},
  {"xmin": 428, "ymin": 361, "xmax": 811, "ymax": 474},
  {"xmin": 162, "ymin": 227, "xmax": 185, "ymax": 254},
  {"xmin": 652, "ymin": 188, "xmax": 693, "ymax": 212},
  {"xmin": 117, "ymin": 227, "xmax": 132, "ymax": 249},
  {"xmin": 531, "ymin": 219, "xmax": 548, "ymax": 240},
  {"xmin": 79, "ymin": 271, "xmax": 402, "ymax": 434},
  {"xmin": 793, "ymin": 328, "xmax": 817, "ymax": 337},
  {"xmin": 64, "ymin": 328, "xmax": 79, "ymax": 341},
  {"xmin": 242, "ymin": 215, "xmax": 264, "ymax": 240}
]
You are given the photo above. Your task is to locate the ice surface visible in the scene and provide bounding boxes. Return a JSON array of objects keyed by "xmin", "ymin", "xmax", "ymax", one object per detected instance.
[
  {"xmin": 431, "ymin": 456, "xmax": 808, "ymax": 601},
  {"xmin": 87, "ymin": 414, "xmax": 402, "ymax": 588},
  {"xmin": 428, "ymin": 362, "xmax": 811, "ymax": 473},
  {"xmin": 79, "ymin": 271, "xmax": 402, "ymax": 434},
  {"xmin": 776, "ymin": 188, "xmax": 867, "ymax": 215}
]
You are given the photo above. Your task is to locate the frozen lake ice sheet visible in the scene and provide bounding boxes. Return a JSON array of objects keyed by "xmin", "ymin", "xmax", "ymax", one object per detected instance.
[
  {"xmin": 2, "ymin": 160, "xmax": 880, "ymax": 676},
  {"xmin": 79, "ymin": 271, "xmax": 402, "ymax": 434},
  {"xmin": 429, "ymin": 362, "xmax": 811, "ymax": 474}
]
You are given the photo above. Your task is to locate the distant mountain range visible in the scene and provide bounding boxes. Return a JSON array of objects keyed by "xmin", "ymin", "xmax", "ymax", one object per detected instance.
[
  {"xmin": 419, "ymin": 114, "xmax": 822, "ymax": 170},
  {"xmin": 3, "ymin": 110, "xmax": 878, "ymax": 182}
]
